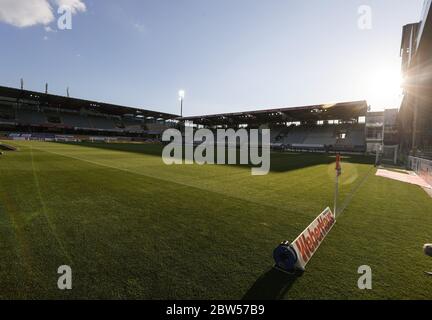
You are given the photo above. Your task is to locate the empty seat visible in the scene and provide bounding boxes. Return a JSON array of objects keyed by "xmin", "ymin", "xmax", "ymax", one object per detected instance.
[
  {"xmin": 88, "ymin": 116, "xmax": 118, "ymax": 130},
  {"xmin": 17, "ymin": 108, "xmax": 46, "ymax": 125},
  {"xmin": 277, "ymin": 124, "xmax": 365, "ymax": 152},
  {"xmin": 62, "ymin": 113, "xmax": 91, "ymax": 128}
]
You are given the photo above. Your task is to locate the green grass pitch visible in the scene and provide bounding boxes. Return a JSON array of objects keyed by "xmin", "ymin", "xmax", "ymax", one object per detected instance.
[{"xmin": 0, "ymin": 140, "xmax": 431, "ymax": 299}]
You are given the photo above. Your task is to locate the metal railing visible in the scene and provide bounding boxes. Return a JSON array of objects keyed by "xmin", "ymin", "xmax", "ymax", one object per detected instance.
[{"xmin": 409, "ymin": 156, "xmax": 432, "ymax": 186}]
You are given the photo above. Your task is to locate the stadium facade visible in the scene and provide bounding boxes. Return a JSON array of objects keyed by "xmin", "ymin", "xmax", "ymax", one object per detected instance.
[
  {"xmin": 399, "ymin": 0, "xmax": 432, "ymax": 160},
  {"xmin": 365, "ymin": 109, "xmax": 399, "ymax": 153}
]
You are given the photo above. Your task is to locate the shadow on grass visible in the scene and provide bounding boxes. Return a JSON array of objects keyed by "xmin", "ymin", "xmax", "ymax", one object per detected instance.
[
  {"xmin": 242, "ymin": 268, "xmax": 303, "ymax": 300},
  {"xmin": 57, "ymin": 141, "xmax": 374, "ymax": 173}
]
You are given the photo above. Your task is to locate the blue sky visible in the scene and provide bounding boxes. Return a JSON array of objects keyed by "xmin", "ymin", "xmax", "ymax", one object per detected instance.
[{"xmin": 0, "ymin": 0, "xmax": 425, "ymax": 115}]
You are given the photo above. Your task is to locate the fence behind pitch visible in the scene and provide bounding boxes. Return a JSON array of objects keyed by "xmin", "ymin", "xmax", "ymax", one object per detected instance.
[{"xmin": 409, "ymin": 156, "xmax": 432, "ymax": 186}]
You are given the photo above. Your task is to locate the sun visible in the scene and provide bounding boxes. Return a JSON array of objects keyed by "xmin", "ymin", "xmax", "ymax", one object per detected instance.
[
  {"xmin": 366, "ymin": 67, "xmax": 404, "ymax": 109},
  {"xmin": 370, "ymin": 68, "xmax": 403, "ymax": 94}
]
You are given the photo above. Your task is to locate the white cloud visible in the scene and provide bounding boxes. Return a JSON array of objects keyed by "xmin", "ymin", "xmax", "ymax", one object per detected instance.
[
  {"xmin": 54, "ymin": 0, "xmax": 86, "ymax": 14},
  {"xmin": 133, "ymin": 22, "xmax": 147, "ymax": 34},
  {"xmin": 0, "ymin": 0, "xmax": 54, "ymax": 27},
  {"xmin": 44, "ymin": 25, "xmax": 55, "ymax": 32},
  {"xmin": 0, "ymin": 0, "xmax": 85, "ymax": 28}
]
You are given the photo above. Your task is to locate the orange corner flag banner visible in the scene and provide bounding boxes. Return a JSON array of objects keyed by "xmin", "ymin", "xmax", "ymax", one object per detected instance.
[
  {"xmin": 335, "ymin": 154, "xmax": 342, "ymax": 176},
  {"xmin": 291, "ymin": 207, "xmax": 336, "ymax": 270}
]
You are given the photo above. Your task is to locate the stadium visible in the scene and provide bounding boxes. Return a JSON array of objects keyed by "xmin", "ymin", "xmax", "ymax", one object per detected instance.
[{"xmin": 1, "ymin": 1, "xmax": 432, "ymax": 301}]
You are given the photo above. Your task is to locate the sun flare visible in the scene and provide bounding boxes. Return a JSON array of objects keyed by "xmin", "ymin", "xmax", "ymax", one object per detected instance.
[{"xmin": 366, "ymin": 67, "xmax": 404, "ymax": 109}]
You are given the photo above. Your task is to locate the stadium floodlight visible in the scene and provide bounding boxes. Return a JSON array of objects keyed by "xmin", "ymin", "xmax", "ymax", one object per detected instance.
[
  {"xmin": 178, "ymin": 90, "xmax": 185, "ymax": 100},
  {"xmin": 178, "ymin": 90, "xmax": 185, "ymax": 117}
]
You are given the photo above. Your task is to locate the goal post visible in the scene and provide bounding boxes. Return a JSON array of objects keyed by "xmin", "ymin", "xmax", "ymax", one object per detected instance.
[{"xmin": 381, "ymin": 145, "xmax": 399, "ymax": 165}]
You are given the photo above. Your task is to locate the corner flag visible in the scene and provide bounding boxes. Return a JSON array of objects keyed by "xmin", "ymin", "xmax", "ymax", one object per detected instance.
[
  {"xmin": 334, "ymin": 154, "xmax": 341, "ymax": 216},
  {"xmin": 336, "ymin": 154, "xmax": 342, "ymax": 176}
]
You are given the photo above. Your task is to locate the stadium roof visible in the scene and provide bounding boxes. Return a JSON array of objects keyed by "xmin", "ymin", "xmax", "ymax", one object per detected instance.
[
  {"xmin": 180, "ymin": 100, "xmax": 368, "ymax": 126},
  {"xmin": 0, "ymin": 85, "xmax": 178, "ymax": 120}
]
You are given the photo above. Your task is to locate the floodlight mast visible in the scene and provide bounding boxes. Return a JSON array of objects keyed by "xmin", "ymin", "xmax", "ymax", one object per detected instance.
[{"xmin": 178, "ymin": 90, "xmax": 185, "ymax": 117}]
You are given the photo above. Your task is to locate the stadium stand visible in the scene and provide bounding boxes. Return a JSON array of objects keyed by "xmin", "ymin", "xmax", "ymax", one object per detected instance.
[
  {"xmin": 281, "ymin": 126, "xmax": 308, "ymax": 145},
  {"xmin": 87, "ymin": 115, "xmax": 120, "ymax": 131},
  {"xmin": 17, "ymin": 107, "xmax": 46, "ymax": 125},
  {"xmin": 0, "ymin": 85, "xmax": 178, "ymax": 140},
  {"xmin": 333, "ymin": 124, "xmax": 365, "ymax": 151},
  {"xmin": 274, "ymin": 124, "xmax": 366, "ymax": 152},
  {"xmin": 1, "ymin": 84, "xmax": 369, "ymax": 153},
  {"xmin": 269, "ymin": 128, "xmax": 283, "ymax": 142},
  {"xmin": 181, "ymin": 101, "xmax": 368, "ymax": 153},
  {"xmin": 146, "ymin": 122, "xmax": 171, "ymax": 135},
  {"xmin": 61, "ymin": 111, "xmax": 92, "ymax": 129}
]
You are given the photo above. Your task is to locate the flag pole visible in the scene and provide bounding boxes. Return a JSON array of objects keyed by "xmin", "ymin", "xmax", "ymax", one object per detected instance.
[{"xmin": 334, "ymin": 153, "xmax": 341, "ymax": 217}]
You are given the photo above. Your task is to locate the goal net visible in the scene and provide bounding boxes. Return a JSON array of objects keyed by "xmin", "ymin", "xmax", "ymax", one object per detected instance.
[{"xmin": 380, "ymin": 145, "xmax": 399, "ymax": 165}]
